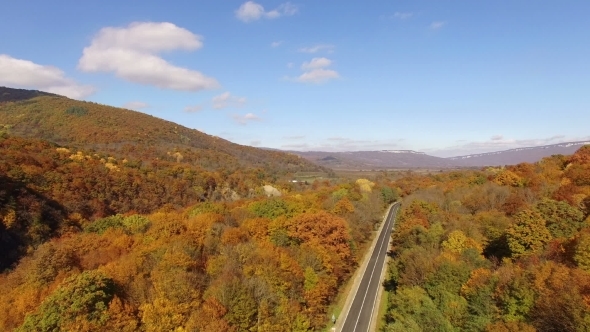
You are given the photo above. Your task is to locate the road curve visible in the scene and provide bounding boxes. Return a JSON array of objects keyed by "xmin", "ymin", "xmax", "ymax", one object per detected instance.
[{"xmin": 339, "ymin": 202, "xmax": 400, "ymax": 332}]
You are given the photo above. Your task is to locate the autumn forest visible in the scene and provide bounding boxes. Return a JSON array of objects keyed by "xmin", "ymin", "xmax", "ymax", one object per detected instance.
[{"xmin": 1, "ymin": 87, "xmax": 590, "ymax": 331}]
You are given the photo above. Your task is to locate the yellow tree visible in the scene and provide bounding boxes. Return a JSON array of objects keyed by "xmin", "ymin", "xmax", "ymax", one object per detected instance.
[{"xmin": 506, "ymin": 210, "xmax": 552, "ymax": 258}]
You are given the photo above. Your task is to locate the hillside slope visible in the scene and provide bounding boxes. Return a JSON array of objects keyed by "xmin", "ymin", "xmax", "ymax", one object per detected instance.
[
  {"xmin": 0, "ymin": 86, "xmax": 321, "ymax": 175},
  {"xmin": 0, "ymin": 87, "xmax": 327, "ymax": 270}
]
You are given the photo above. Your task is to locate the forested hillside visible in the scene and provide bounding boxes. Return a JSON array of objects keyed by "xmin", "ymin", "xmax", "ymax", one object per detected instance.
[
  {"xmin": 0, "ymin": 87, "xmax": 323, "ymax": 176},
  {"xmin": 0, "ymin": 134, "xmax": 300, "ymax": 271},
  {"xmin": 0, "ymin": 87, "xmax": 398, "ymax": 331},
  {"xmin": 0, "ymin": 87, "xmax": 329, "ymax": 272},
  {"xmin": 381, "ymin": 146, "xmax": 590, "ymax": 331},
  {"xmin": 0, "ymin": 175, "xmax": 392, "ymax": 331}
]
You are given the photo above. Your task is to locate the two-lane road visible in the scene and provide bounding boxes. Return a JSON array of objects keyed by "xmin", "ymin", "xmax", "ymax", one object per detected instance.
[{"xmin": 340, "ymin": 202, "xmax": 400, "ymax": 332}]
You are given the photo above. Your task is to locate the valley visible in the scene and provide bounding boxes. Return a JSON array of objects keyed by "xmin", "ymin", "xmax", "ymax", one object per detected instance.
[{"xmin": 1, "ymin": 87, "xmax": 589, "ymax": 332}]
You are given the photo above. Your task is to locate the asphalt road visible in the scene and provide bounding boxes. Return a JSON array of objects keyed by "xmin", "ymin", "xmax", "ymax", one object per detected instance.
[{"xmin": 340, "ymin": 202, "xmax": 400, "ymax": 332}]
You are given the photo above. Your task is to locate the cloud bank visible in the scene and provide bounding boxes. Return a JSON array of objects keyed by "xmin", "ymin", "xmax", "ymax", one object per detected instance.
[
  {"xmin": 78, "ymin": 22, "xmax": 219, "ymax": 91},
  {"xmin": 0, "ymin": 54, "xmax": 95, "ymax": 99}
]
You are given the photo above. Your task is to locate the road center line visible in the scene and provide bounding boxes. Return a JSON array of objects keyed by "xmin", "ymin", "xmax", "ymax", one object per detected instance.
[
  {"xmin": 351, "ymin": 204, "xmax": 395, "ymax": 332},
  {"xmin": 366, "ymin": 205, "xmax": 398, "ymax": 332}
]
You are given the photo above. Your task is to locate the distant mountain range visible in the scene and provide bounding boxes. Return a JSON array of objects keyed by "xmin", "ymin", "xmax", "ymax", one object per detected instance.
[
  {"xmin": 448, "ymin": 141, "xmax": 590, "ymax": 167},
  {"xmin": 292, "ymin": 150, "xmax": 460, "ymax": 169},
  {"xmin": 291, "ymin": 142, "xmax": 590, "ymax": 169}
]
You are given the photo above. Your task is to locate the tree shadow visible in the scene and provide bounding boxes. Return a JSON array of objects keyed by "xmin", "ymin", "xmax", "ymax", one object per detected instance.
[{"xmin": 0, "ymin": 174, "xmax": 68, "ymax": 271}]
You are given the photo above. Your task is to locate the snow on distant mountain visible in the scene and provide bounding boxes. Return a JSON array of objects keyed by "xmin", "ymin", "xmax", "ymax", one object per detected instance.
[
  {"xmin": 448, "ymin": 141, "xmax": 590, "ymax": 166},
  {"xmin": 287, "ymin": 141, "xmax": 590, "ymax": 170}
]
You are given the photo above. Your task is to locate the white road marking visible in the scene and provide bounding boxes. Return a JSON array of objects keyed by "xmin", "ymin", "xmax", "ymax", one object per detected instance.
[
  {"xmin": 366, "ymin": 205, "xmax": 398, "ymax": 331},
  {"xmin": 351, "ymin": 205, "xmax": 396, "ymax": 332}
]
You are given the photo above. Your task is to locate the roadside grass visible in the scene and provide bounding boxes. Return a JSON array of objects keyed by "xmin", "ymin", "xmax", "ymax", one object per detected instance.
[{"xmin": 376, "ymin": 272, "xmax": 391, "ymax": 331}]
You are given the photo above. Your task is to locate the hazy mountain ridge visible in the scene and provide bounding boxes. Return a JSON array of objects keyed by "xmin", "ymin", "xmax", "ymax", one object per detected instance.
[
  {"xmin": 291, "ymin": 142, "xmax": 590, "ymax": 169},
  {"xmin": 292, "ymin": 150, "xmax": 461, "ymax": 169},
  {"xmin": 449, "ymin": 141, "xmax": 590, "ymax": 166}
]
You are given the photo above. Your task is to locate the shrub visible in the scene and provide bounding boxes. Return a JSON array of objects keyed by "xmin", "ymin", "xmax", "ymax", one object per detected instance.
[{"xmin": 65, "ymin": 106, "xmax": 88, "ymax": 116}]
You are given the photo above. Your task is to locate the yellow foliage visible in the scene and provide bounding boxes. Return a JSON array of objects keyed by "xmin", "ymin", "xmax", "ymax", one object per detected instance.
[
  {"xmin": 461, "ymin": 268, "xmax": 492, "ymax": 297},
  {"xmin": 105, "ymin": 162, "xmax": 120, "ymax": 171},
  {"xmin": 1, "ymin": 209, "xmax": 16, "ymax": 229},
  {"xmin": 572, "ymin": 193, "xmax": 587, "ymax": 207},
  {"xmin": 140, "ymin": 298, "xmax": 189, "ymax": 332},
  {"xmin": 185, "ymin": 213, "xmax": 223, "ymax": 244},
  {"xmin": 442, "ymin": 230, "xmax": 483, "ymax": 254},
  {"xmin": 241, "ymin": 218, "xmax": 269, "ymax": 240},
  {"xmin": 206, "ymin": 255, "xmax": 227, "ymax": 276},
  {"xmin": 493, "ymin": 170, "xmax": 523, "ymax": 187},
  {"xmin": 332, "ymin": 197, "xmax": 355, "ymax": 215},
  {"xmin": 55, "ymin": 147, "xmax": 70, "ymax": 154},
  {"xmin": 561, "ymin": 177, "xmax": 572, "ymax": 186},
  {"xmin": 167, "ymin": 151, "xmax": 184, "ymax": 163},
  {"xmin": 438, "ymin": 251, "xmax": 458, "ymax": 262},
  {"xmin": 356, "ymin": 178, "xmax": 375, "ymax": 193},
  {"xmin": 69, "ymin": 152, "xmax": 85, "ymax": 161},
  {"xmin": 103, "ymin": 296, "xmax": 139, "ymax": 332}
]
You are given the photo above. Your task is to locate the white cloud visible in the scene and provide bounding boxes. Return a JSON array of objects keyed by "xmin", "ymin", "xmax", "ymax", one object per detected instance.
[
  {"xmin": 236, "ymin": 1, "xmax": 265, "ymax": 22},
  {"xmin": 277, "ymin": 2, "xmax": 298, "ymax": 16},
  {"xmin": 284, "ymin": 135, "xmax": 305, "ymax": 140},
  {"xmin": 122, "ymin": 101, "xmax": 149, "ymax": 110},
  {"xmin": 291, "ymin": 57, "xmax": 339, "ymax": 84},
  {"xmin": 212, "ymin": 91, "xmax": 247, "ymax": 109},
  {"xmin": 430, "ymin": 21, "xmax": 446, "ymax": 30},
  {"xmin": 394, "ymin": 12, "xmax": 413, "ymax": 19},
  {"xmin": 271, "ymin": 41, "xmax": 283, "ymax": 48},
  {"xmin": 78, "ymin": 22, "xmax": 219, "ymax": 91},
  {"xmin": 235, "ymin": 1, "xmax": 298, "ymax": 22},
  {"xmin": 297, "ymin": 68, "xmax": 339, "ymax": 84},
  {"xmin": 298, "ymin": 44, "xmax": 335, "ymax": 54},
  {"xmin": 0, "ymin": 54, "xmax": 95, "ymax": 99},
  {"xmin": 301, "ymin": 57, "xmax": 332, "ymax": 70},
  {"xmin": 232, "ymin": 112, "xmax": 261, "ymax": 125},
  {"xmin": 287, "ymin": 62, "xmax": 294, "ymax": 68},
  {"xmin": 184, "ymin": 105, "xmax": 203, "ymax": 113}
]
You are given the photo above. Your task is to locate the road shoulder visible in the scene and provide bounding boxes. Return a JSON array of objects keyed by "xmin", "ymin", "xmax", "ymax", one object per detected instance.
[{"xmin": 333, "ymin": 203, "xmax": 395, "ymax": 332}]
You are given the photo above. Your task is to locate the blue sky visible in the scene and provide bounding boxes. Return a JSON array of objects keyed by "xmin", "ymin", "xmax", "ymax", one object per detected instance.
[{"xmin": 1, "ymin": 0, "xmax": 589, "ymax": 157}]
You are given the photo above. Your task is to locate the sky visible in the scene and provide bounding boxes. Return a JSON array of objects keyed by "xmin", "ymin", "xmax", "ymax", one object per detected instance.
[{"xmin": 1, "ymin": 0, "xmax": 589, "ymax": 157}]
